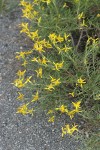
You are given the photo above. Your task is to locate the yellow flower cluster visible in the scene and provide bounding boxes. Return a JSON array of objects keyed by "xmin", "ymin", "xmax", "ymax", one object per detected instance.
[
  {"xmin": 76, "ymin": 77, "xmax": 86, "ymax": 88},
  {"xmin": 17, "ymin": 103, "xmax": 34, "ymax": 115},
  {"xmin": 55, "ymin": 101, "xmax": 81, "ymax": 120},
  {"xmin": 14, "ymin": 0, "xmax": 91, "ymax": 137},
  {"xmin": 20, "ymin": 0, "xmax": 38, "ymax": 19},
  {"xmin": 62, "ymin": 124, "xmax": 78, "ymax": 137},
  {"xmin": 45, "ymin": 76, "xmax": 61, "ymax": 91}
]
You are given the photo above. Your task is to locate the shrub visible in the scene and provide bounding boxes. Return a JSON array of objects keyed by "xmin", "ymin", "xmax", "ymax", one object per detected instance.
[{"xmin": 14, "ymin": 0, "xmax": 100, "ymax": 148}]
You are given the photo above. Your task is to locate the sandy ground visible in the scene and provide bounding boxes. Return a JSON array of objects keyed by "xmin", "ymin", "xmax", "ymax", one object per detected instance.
[{"xmin": 0, "ymin": 7, "xmax": 82, "ymax": 150}]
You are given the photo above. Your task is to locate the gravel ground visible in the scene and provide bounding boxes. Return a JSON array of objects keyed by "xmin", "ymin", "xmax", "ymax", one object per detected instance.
[{"xmin": 0, "ymin": 9, "xmax": 81, "ymax": 150}]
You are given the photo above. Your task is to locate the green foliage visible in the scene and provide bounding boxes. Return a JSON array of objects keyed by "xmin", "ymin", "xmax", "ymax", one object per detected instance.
[{"xmin": 14, "ymin": 0, "xmax": 100, "ymax": 147}]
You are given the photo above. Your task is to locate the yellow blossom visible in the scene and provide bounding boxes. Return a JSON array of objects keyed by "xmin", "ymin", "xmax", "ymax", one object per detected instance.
[
  {"xmin": 16, "ymin": 103, "xmax": 34, "ymax": 115},
  {"xmin": 62, "ymin": 127, "xmax": 67, "ymax": 137},
  {"xmin": 34, "ymin": 42, "xmax": 45, "ymax": 53},
  {"xmin": 67, "ymin": 109, "xmax": 77, "ymax": 119},
  {"xmin": 22, "ymin": 60, "xmax": 28, "ymax": 67},
  {"xmin": 45, "ymin": 84, "xmax": 55, "ymax": 91},
  {"xmin": 30, "ymin": 30, "xmax": 39, "ymax": 40},
  {"xmin": 56, "ymin": 35, "xmax": 64, "ymax": 43},
  {"xmin": 20, "ymin": 22, "xmax": 30, "ymax": 35},
  {"xmin": 17, "ymin": 92, "xmax": 24, "ymax": 100},
  {"xmin": 16, "ymin": 70, "xmax": 26, "ymax": 78},
  {"xmin": 97, "ymin": 14, "xmax": 100, "ymax": 17},
  {"xmin": 80, "ymin": 19, "xmax": 88, "ymax": 29},
  {"xmin": 69, "ymin": 92, "xmax": 75, "ymax": 97},
  {"xmin": 44, "ymin": 41, "xmax": 52, "ymax": 48},
  {"xmin": 55, "ymin": 105, "xmax": 68, "ymax": 113},
  {"xmin": 35, "ymin": 68, "xmax": 42, "ymax": 78},
  {"xmin": 78, "ymin": 12, "xmax": 84, "ymax": 20},
  {"xmin": 38, "ymin": 57, "xmax": 49, "ymax": 65},
  {"xmin": 31, "ymin": 91, "xmax": 39, "ymax": 102},
  {"xmin": 76, "ymin": 77, "xmax": 86, "ymax": 88},
  {"xmin": 72, "ymin": 101, "xmax": 81, "ymax": 110},
  {"xmin": 49, "ymin": 33, "xmax": 64, "ymax": 44},
  {"xmin": 41, "ymin": 57, "xmax": 48, "ymax": 65},
  {"xmin": 48, "ymin": 116, "xmax": 55, "ymax": 122},
  {"xmin": 63, "ymin": 3, "xmax": 68, "ymax": 8},
  {"xmin": 66, "ymin": 124, "xmax": 78, "ymax": 135},
  {"xmin": 25, "ymin": 76, "xmax": 32, "ymax": 84},
  {"xmin": 47, "ymin": 109, "xmax": 54, "ymax": 114},
  {"xmin": 15, "ymin": 51, "xmax": 25, "ymax": 59},
  {"xmin": 64, "ymin": 33, "xmax": 70, "ymax": 41},
  {"xmin": 53, "ymin": 61, "xmax": 63, "ymax": 71},
  {"xmin": 48, "ymin": 33, "xmax": 57, "ymax": 44},
  {"xmin": 41, "ymin": 0, "xmax": 51, "ymax": 5},
  {"xmin": 24, "ymin": 50, "xmax": 33, "ymax": 55},
  {"xmin": 50, "ymin": 76, "xmax": 61, "ymax": 86},
  {"xmin": 13, "ymin": 78, "xmax": 25, "ymax": 88},
  {"xmin": 20, "ymin": 1, "xmax": 34, "ymax": 19},
  {"xmin": 31, "ymin": 57, "xmax": 38, "ymax": 62},
  {"xmin": 57, "ymin": 45, "xmax": 71, "ymax": 54},
  {"xmin": 94, "ymin": 94, "xmax": 100, "ymax": 100},
  {"xmin": 62, "ymin": 124, "xmax": 78, "ymax": 137}
]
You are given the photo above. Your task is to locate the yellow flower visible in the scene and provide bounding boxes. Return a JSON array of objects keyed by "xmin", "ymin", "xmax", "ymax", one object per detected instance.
[
  {"xmin": 50, "ymin": 76, "xmax": 61, "ymax": 86},
  {"xmin": 16, "ymin": 103, "xmax": 34, "ymax": 115},
  {"xmin": 44, "ymin": 41, "xmax": 52, "ymax": 48},
  {"xmin": 47, "ymin": 109, "xmax": 54, "ymax": 114},
  {"xmin": 97, "ymin": 14, "xmax": 100, "ymax": 17},
  {"xmin": 63, "ymin": 3, "xmax": 68, "ymax": 8},
  {"xmin": 77, "ymin": 12, "xmax": 84, "ymax": 20},
  {"xmin": 45, "ymin": 84, "xmax": 55, "ymax": 91},
  {"xmin": 13, "ymin": 78, "xmax": 25, "ymax": 88},
  {"xmin": 80, "ymin": 19, "xmax": 88, "ymax": 29},
  {"xmin": 62, "ymin": 124, "xmax": 78, "ymax": 137},
  {"xmin": 56, "ymin": 35, "xmax": 64, "ymax": 43},
  {"xmin": 35, "ymin": 68, "xmax": 42, "ymax": 78},
  {"xmin": 57, "ymin": 45, "xmax": 71, "ymax": 54},
  {"xmin": 25, "ymin": 76, "xmax": 32, "ymax": 84},
  {"xmin": 49, "ymin": 33, "xmax": 64, "ymax": 44},
  {"xmin": 20, "ymin": 22, "xmax": 30, "ymax": 35},
  {"xmin": 55, "ymin": 105, "xmax": 68, "ymax": 113},
  {"xmin": 20, "ymin": 1, "xmax": 34, "ymax": 19},
  {"xmin": 94, "ymin": 94, "xmax": 100, "ymax": 100},
  {"xmin": 67, "ymin": 109, "xmax": 77, "ymax": 119},
  {"xmin": 62, "ymin": 127, "xmax": 67, "ymax": 137},
  {"xmin": 48, "ymin": 116, "xmax": 55, "ymax": 123},
  {"xmin": 38, "ymin": 57, "xmax": 49, "ymax": 65},
  {"xmin": 34, "ymin": 42, "xmax": 45, "ymax": 53},
  {"xmin": 31, "ymin": 91, "xmax": 39, "ymax": 102},
  {"xmin": 17, "ymin": 92, "xmax": 24, "ymax": 100},
  {"xmin": 41, "ymin": 0, "xmax": 51, "ymax": 5},
  {"xmin": 53, "ymin": 62, "xmax": 63, "ymax": 71},
  {"xmin": 31, "ymin": 57, "xmax": 38, "ymax": 62},
  {"xmin": 16, "ymin": 70, "xmax": 26, "ymax": 78},
  {"xmin": 64, "ymin": 33, "xmax": 70, "ymax": 41},
  {"xmin": 30, "ymin": 30, "xmax": 39, "ymax": 40},
  {"xmin": 69, "ymin": 92, "xmax": 75, "ymax": 97},
  {"xmin": 72, "ymin": 101, "xmax": 81, "ymax": 110},
  {"xmin": 24, "ymin": 50, "xmax": 33, "ymax": 55},
  {"xmin": 22, "ymin": 60, "xmax": 28, "ymax": 67},
  {"xmin": 65, "ymin": 124, "xmax": 78, "ymax": 135},
  {"xmin": 15, "ymin": 51, "xmax": 25, "ymax": 59},
  {"xmin": 48, "ymin": 33, "xmax": 57, "ymax": 44},
  {"xmin": 76, "ymin": 77, "xmax": 86, "ymax": 88}
]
